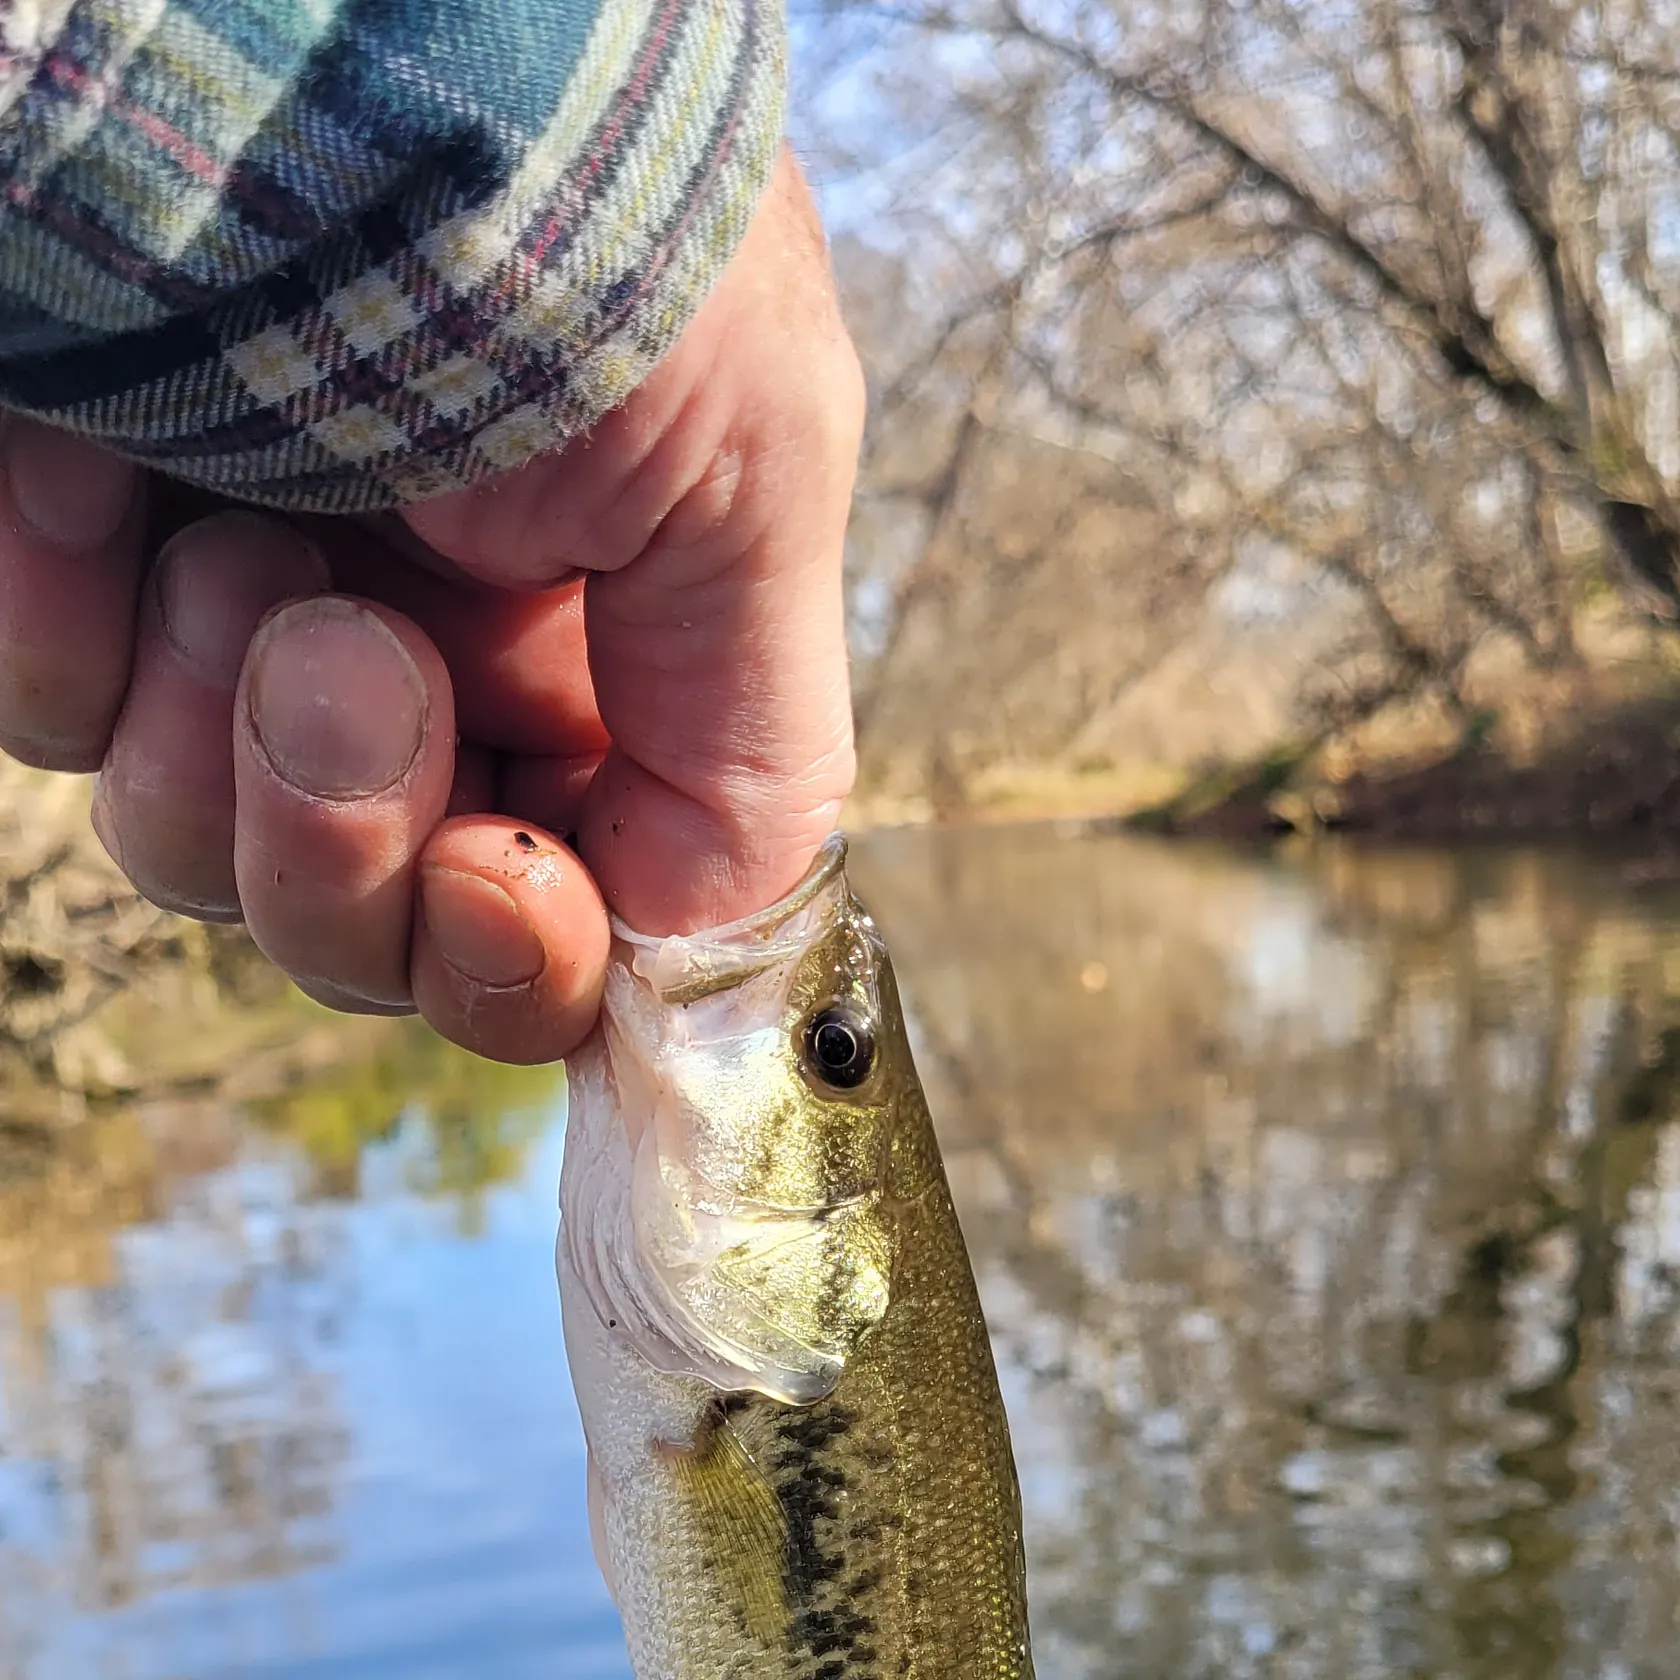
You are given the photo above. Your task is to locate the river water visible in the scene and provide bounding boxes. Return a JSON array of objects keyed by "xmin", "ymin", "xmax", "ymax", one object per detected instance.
[{"xmin": 5, "ymin": 824, "xmax": 1680, "ymax": 1678}]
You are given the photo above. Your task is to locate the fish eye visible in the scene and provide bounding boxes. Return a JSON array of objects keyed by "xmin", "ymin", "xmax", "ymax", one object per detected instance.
[{"xmin": 800, "ymin": 1003, "xmax": 877, "ymax": 1092}]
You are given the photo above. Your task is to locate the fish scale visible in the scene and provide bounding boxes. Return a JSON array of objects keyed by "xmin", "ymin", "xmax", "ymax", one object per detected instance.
[{"xmin": 558, "ymin": 835, "xmax": 1034, "ymax": 1679}]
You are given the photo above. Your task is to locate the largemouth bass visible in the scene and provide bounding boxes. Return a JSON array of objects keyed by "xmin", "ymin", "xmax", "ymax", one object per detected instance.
[{"xmin": 558, "ymin": 834, "xmax": 1034, "ymax": 1679}]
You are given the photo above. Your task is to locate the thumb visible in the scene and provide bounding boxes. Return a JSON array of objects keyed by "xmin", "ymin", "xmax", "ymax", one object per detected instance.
[{"xmin": 403, "ymin": 151, "xmax": 864, "ymax": 934}]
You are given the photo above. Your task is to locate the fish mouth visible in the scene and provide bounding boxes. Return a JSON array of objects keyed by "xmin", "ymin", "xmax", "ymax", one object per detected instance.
[{"xmin": 612, "ymin": 833, "xmax": 850, "ymax": 1004}]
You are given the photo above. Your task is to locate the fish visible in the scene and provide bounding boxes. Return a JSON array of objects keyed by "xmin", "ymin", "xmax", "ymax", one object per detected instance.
[{"xmin": 558, "ymin": 833, "xmax": 1035, "ymax": 1679}]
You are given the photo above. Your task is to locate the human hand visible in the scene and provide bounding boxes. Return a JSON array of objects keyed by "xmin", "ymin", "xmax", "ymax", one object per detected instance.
[{"xmin": 0, "ymin": 151, "xmax": 863, "ymax": 1064}]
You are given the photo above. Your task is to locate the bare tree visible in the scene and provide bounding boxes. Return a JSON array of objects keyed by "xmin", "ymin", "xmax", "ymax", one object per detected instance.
[{"xmin": 799, "ymin": 0, "xmax": 1680, "ymax": 804}]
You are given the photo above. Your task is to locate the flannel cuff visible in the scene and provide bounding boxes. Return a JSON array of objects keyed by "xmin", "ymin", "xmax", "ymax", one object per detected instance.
[{"xmin": 0, "ymin": 0, "xmax": 786, "ymax": 510}]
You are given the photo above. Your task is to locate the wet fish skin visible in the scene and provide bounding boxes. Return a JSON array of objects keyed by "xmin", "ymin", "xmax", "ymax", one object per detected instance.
[{"xmin": 558, "ymin": 836, "xmax": 1034, "ymax": 1679}]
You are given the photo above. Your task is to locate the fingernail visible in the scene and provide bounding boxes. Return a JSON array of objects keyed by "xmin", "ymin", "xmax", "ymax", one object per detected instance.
[
  {"xmin": 3, "ymin": 419, "xmax": 134, "ymax": 552},
  {"xmin": 420, "ymin": 866, "xmax": 547, "ymax": 988},
  {"xmin": 248, "ymin": 599, "xmax": 425, "ymax": 797},
  {"xmin": 157, "ymin": 513, "xmax": 328, "ymax": 687}
]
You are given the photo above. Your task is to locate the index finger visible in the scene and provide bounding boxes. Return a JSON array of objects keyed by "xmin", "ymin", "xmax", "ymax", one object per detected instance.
[{"xmin": 325, "ymin": 529, "xmax": 608, "ymax": 760}]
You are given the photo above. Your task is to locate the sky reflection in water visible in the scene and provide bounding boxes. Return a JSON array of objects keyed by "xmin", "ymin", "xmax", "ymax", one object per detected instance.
[
  {"xmin": 7, "ymin": 826, "xmax": 1680, "ymax": 1677},
  {"xmin": 0, "ymin": 1105, "xmax": 625, "ymax": 1679}
]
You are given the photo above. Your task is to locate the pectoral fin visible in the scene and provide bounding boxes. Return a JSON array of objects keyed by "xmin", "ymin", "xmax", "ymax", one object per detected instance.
[{"xmin": 664, "ymin": 1404, "xmax": 789, "ymax": 1645}]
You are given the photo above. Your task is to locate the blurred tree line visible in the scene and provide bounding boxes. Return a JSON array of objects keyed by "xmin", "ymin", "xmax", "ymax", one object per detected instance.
[{"xmin": 801, "ymin": 0, "xmax": 1680, "ymax": 812}]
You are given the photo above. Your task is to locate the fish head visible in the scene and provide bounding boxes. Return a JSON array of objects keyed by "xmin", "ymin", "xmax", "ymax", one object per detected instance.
[{"xmin": 561, "ymin": 835, "xmax": 908, "ymax": 1405}]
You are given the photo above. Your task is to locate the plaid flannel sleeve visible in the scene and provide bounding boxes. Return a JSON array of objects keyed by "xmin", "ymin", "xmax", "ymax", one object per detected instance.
[{"xmin": 0, "ymin": 0, "xmax": 786, "ymax": 512}]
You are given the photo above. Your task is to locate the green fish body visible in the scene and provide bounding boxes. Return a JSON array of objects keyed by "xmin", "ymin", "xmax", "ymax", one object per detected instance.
[{"xmin": 558, "ymin": 835, "xmax": 1034, "ymax": 1679}]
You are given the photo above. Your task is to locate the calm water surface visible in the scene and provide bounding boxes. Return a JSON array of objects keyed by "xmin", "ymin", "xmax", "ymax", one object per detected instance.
[{"xmin": 6, "ymin": 826, "xmax": 1680, "ymax": 1677}]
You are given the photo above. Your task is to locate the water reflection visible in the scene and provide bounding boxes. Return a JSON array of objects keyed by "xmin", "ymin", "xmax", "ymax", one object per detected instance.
[
  {"xmin": 852, "ymin": 828, "xmax": 1680, "ymax": 1680},
  {"xmin": 8, "ymin": 830, "xmax": 1680, "ymax": 1675},
  {"xmin": 0, "ymin": 1026, "xmax": 576, "ymax": 1679}
]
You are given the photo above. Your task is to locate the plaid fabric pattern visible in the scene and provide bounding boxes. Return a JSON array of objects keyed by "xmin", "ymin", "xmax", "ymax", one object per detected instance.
[{"xmin": 0, "ymin": 0, "xmax": 785, "ymax": 511}]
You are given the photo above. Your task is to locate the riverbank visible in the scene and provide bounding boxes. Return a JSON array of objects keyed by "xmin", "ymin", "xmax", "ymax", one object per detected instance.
[
  {"xmin": 847, "ymin": 680, "xmax": 1680, "ymax": 854},
  {"xmin": 1125, "ymin": 693, "xmax": 1680, "ymax": 848},
  {"xmin": 0, "ymin": 760, "xmax": 401, "ymax": 1127},
  {"xmin": 14, "ymin": 681, "xmax": 1680, "ymax": 1122}
]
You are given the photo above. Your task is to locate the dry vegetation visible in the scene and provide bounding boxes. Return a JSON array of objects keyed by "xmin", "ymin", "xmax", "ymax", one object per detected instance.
[
  {"xmin": 804, "ymin": 0, "xmax": 1680, "ymax": 825},
  {"xmin": 0, "ymin": 761, "xmax": 391, "ymax": 1127}
]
